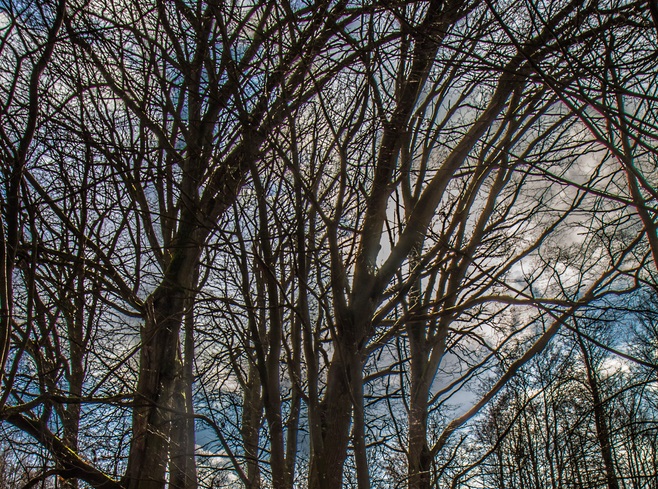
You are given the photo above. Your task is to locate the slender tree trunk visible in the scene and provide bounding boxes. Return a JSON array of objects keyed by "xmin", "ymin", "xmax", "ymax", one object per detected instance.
[
  {"xmin": 407, "ymin": 328, "xmax": 448, "ymax": 489},
  {"xmin": 262, "ymin": 371, "xmax": 287, "ymax": 489},
  {"xmin": 577, "ymin": 334, "xmax": 619, "ymax": 489},
  {"xmin": 284, "ymin": 314, "xmax": 303, "ymax": 489},
  {"xmin": 407, "ymin": 318, "xmax": 432, "ymax": 489},
  {"xmin": 241, "ymin": 363, "xmax": 263, "ymax": 489},
  {"xmin": 60, "ymin": 273, "xmax": 87, "ymax": 489},
  {"xmin": 351, "ymin": 355, "xmax": 369, "ymax": 489},
  {"xmin": 252, "ymin": 171, "xmax": 290, "ymax": 489},
  {"xmin": 0, "ymin": 221, "xmax": 11, "ymax": 401},
  {"xmin": 406, "ymin": 249, "xmax": 447, "ymax": 489}
]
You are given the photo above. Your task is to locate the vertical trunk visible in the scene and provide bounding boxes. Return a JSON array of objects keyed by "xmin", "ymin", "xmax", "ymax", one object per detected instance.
[
  {"xmin": 60, "ymin": 404, "xmax": 81, "ymax": 489},
  {"xmin": 123, "ymin": 204, "xmax": 202, "ymax": 489},
  {"xmin": 308, "ymin": 348, "xmax": 355, "ymax": 489},
  {"xmin": 59, "ymin": 274, "xmax": 87, "ymax": 489},
  {"xmin": 541, "ymin": 389, "xmax": 558, "ymax": 489},
  {"xmin": 408, "ymin": 395, "xmax": 432, "ymax": 489},
  {"xmin": 577, "ymin": 334, "xmax": 619, "ymax": 489},
  {"xmin": 258, "ymin": 295, "xmax": 287, "ymax": 489},
  {"xmin": 241, "ymin": 363, "xmax": 263, "ymax": 489},
  {"xmin": 124, "ymin": 281, "xmax": 187, "ymax": 489},
  {"xmin": 569, "ymin": 438, "xmax": 585, "ymax": 489},
  {"xmin": 351, "ymin": 356, "xmax": 369, "ymax": 489},
  {"xmin": 0, "ymin": 222, "xmax": 11, "ymax": 401},
  {"xmin": 496, "ymin": 450, "xmax": 505, "ymax": 489},
  {"xmin": 407, "ymin": 329, "xmax": 447, "ymax": 489},
  {"xmin": 407, "ymin": 286, "xmax": 447, "ymax": 489},
  {"xmin": 252, "ymin": 167, "xmax": 289, "ymax": 489},
  {"xmin": 262, "ymin": 379, "xmax": 287, "ymax": 489},
  {"xmin": 284, "ymin": 314, "xmax": 303, "ymax": 488},
  {"xmin": 407, "ymin": 317, "xmax": 432, "ymax": 489},
  {"xmin": 169, "ymin": 376, "xmax": 197, "ymax": 489},
  {"xmin": 169, "ymin": 296, "xmax": 198, "ymax": 489}
]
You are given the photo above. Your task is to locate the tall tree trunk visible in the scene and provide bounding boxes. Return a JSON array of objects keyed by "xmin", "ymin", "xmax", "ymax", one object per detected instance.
[
  {"xmin": 0, "ymin": 220, "xmax": 12, "ymax": 402},
  {"xmin": 284, "ymin": 315, "xmax": 303, "ymax": 489},
  {"xmin": 407, "ymin": 317, "xmax": 432, "ymax": 489},
  {"xmin": 577, "ymin": 333, "xmax": 619, "ymax": 489},
  {"xmin": 406, "ymin": 243, "xmax": 447, "ymax": 489},
  {"xmin": 308, "ymin": 347, "xmax": 356, "ymax": 489},
  {"xmin": 241, "ymin": 363, "xmax": 263, "ymax": 489},
  {"xmin": 124, "ymin": 286, "xmax": 184, "ymax": 489},
  {"xmin": 252, "ymin": 169, "xmax": 290, "ymax": 489},
  {"xmin": 169, "ymin": 294, "xmax": 198, "ymax": 489},
  {"xmin": 59, "ymin": 271, "xmax": 87, "ymax": 489},
  {"xmin": 408, "ymin": 395, "xmax": 432, "ymax": 489},
  {"xmin": 351, "ymin": 356, "xmax": 369, "ymax": 489},
  {"xmin": 407, "ymin": 322, "xmax": 447, "ymax": 489},
  {"xmin": 122, "ymin": 179, "xmax": 205, "ymax": 489}
]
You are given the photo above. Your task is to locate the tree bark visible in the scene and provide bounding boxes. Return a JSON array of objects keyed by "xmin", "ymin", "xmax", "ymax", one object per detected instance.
[
  {"xmin": 241, "ymin": 363, "xmax": 263, "ymax": 489},
  {"xmin": 59, "ymin": 271, "xmax": 87, "ymax": 489},
  {"xmin": 124, "ymin": 287, "xmax": 184, "ymax": 489},
  {"xmin": 577, "ymin": 333, "xmax": 620, "ymax": 489},
  {"xmin": 308, "ymin": 347, "xmax": 358, "ymax": 489},
  {"xmin": 407, "ymin": 364, "xmax": 433, "ymax": 489},
  {"xmin": 169, "ymin": 296, "xmax": 198, "ymax": 489}
]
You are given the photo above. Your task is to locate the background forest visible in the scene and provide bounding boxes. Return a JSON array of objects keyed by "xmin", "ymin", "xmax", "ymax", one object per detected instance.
[{"xmin": 0, "ymin": 0, "xmax": 657, "ymax": 488}]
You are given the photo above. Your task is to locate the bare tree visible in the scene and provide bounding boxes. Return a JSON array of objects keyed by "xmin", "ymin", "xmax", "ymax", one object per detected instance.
[
  {"xmin": 0, "ymin": 0, "xmax": 66, "ymax": 404},
  {"xmin": 37, "ymin": 1, "xmax": 360, "ymax": 488},
  {"xmin": 1, "ymin": 1, "xmax": 657, "ymax": 489}
]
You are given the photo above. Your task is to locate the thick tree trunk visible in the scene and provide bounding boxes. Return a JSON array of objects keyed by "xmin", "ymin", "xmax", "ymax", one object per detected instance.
[
  {"xmin": 308, "ymin": 349, "xmax": 355, "ymax": 489},
  {"xmin": 123, "ymin": 204, "xmax": 202, "ymax": 489},
  {"xmin": 408, "ymin": 398, "xmax": 432, "ymax": 489},
  {"xmin": 124, "ymin": 282, "xmax": 187, "ymax": 489},
  {"xmin": 407, "ymin": 329, "xmax": 443, "ymax": 489},
  {"xmin": 169, "ymin": 299, "xmax": 198, "ymax": 489}
]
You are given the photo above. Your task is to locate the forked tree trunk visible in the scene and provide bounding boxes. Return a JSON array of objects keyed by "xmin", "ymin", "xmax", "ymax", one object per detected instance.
[{"xmin": 123, "ymin": 206, "xmax": 202, "ymax": 489}]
